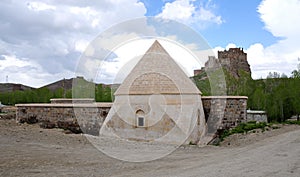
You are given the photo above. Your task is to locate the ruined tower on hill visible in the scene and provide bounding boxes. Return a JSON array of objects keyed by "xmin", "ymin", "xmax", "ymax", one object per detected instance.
[
  {"xmin": 218, "ymin": 48, "xmax": 251, "ymax": 77},
  {"xmin": 194, "ymin": 48, "xmax": 251, "ymax": 78}
]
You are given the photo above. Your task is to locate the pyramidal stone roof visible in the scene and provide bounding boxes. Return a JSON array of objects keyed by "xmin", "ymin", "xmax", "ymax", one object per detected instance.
[{"xmin": 114, "ymin": 40, "xmax": 201, "ymax": 95}]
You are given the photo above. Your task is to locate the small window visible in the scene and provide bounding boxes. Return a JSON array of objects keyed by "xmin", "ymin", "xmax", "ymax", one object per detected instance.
[
  {"xmin": 138, "ymin": 117, "xmax": 144, "ymax": 127},
  {"xmin": 136, "ymin": 109, "xmax": 145, "ymax": 127}
]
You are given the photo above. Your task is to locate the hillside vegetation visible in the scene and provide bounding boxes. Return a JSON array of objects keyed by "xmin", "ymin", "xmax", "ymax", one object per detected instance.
[
  {"xmin": 193, "ymin": 67, "xmax": 300, "ymax": 122},
  {"xmin": 0, "ymin": 77, "xmax": 112, "ymax": 105}
]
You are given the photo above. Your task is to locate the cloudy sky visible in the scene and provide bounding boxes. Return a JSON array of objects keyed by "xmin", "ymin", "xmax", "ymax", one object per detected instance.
[{"xmin": 0, "ymin": 0, "xmax": 299, "ymax": 87}]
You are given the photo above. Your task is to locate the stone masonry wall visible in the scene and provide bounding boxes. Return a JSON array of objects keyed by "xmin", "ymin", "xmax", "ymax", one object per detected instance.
[
  {"xmin": 202, "ymin": 96, "xmax": 248, "ymax": 135},
  {"xmin": 16, "ymin": 103, "xmax": 112, "ymax": 135},
  {"xmin": 16, "ymin": 96, "xmax": 247, "ymax": 138}
]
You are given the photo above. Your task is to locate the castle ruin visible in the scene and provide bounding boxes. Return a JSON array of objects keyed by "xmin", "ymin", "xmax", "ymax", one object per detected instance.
[{"xmin": 194, "ymin": 48, "xmax": 251, "ymax": 78}]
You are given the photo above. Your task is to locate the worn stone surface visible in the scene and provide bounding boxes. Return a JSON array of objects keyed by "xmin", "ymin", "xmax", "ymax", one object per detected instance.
[
  {"xmin": 16, "ymin": 103, "xmax": 111, "ymax": 134},
  {"xmin": 101, "ymin": 94, "xmax": 206, "ymax": 145},
  {"xmin": 103, "ymin": 41, "xmax": 206, "ymax": 145},
  {"xmin": 115, "ymin": 40, "xmax": 201, "ymax": 95},
  {"xmin": 0, "ymin": 113, "xmax": 16, "ymax": 120},
  {"xmin": 202, "ymin": 96, "xmax": 248, "ymax": 135}
]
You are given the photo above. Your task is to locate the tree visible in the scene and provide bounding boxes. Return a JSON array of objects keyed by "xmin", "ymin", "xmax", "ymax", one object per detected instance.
[
  {"xmin": 95, "ymin": 84, "xmax": 104, "ymax": 102},
  {"xmin": 72, "ymin": 77, "xmax": 95, "ymax": 98},
  {"xmin": 267, "ymin": 72, "xmax": 278, "ymax": 79},
  {"xmin": 281, "ymin": 73, "xmax": 288, "ymax": 78},
  {"xmin": 290, "ymin": 77, "xmax": 300, "ymax": 121},
  {"xmin": 291, "ymin": 70, "xmax": 300, "ymax": 78},
  {"xmin": 53, "ymin": 88, "xmax": 64, "ymax": 98},
  {"xmin": 290, "ymin": 59, "xmax": 300, "ymax": 121},
  {"xmin": 251, "ymin": 87, "xmax": 266, "ymax": 110}
]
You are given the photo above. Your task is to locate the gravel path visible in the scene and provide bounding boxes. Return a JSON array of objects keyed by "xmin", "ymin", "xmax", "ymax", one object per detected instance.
[{"xmin": 0, "ymin": 119, "xmax": 299, "ymax": 177}]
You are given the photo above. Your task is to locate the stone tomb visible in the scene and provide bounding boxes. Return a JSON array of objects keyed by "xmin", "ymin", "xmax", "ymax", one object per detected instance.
[
  {"xmin": 15, "ymin": 41, "xmax": 248, "ymax": 145},
  {"xmin": 100, "ymin": 41, "xmax": 206, "ymax": 145}
]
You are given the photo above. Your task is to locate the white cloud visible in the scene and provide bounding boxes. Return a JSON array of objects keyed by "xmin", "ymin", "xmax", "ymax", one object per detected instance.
[
  {"xmin": 214, "ymin": 0, "xmax": 300, "ymax": 79},
  {"xmin": 75, "ymin": 40, "xmax": 89, "ymax": 53},
  {"xmin": 212, "ymin": 43, "xmax": 237, "ymax": 56},
  {"xmin": 27, "ymin": 1, "xmax": 56, "ymax": 11},
  {"xmin": 0, "ymin": 0, "xmax": 146, "ymax": 87},
  {"xmin": 258, "ymin": 0, "xmax": 300, "ymax": 38},
  {"xmin": 197, "ymin": 6, "xmax": 222, "ymax": 25},
  {"xmin": 157, "ymin": 0, "xmax": 223, "ymax": 28},
  {"xmin": 250, "ymin": 0, "xmax": 300, "ymax": 78},
  {"xmin": 157, "ymin": 0, "xmax": 195, "ymax": 21},
  {"xmin": 0, "ymin": 55, "xmax": 74, "ymax": 87}
]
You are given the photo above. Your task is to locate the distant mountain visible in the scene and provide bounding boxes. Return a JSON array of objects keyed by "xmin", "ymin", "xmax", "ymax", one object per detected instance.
[
  {"xmin": 0, "ymin": 83, "xmax": 34, "ymax": 93},
  {"xmin": 0, "ymin": 76, "xmax": 116, "ymax": 94},
  {"xmin": 41, "ymin": 76, "xmax": 114, "ymax": 92},
  {"xmin": 41, "ymin": 77, "xmax": 76, "ymax": 92}
]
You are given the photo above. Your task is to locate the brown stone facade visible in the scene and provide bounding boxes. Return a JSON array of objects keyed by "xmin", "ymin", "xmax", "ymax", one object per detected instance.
[
  {"xmin": 202, "ymin": 96, "xmax": 248, "ymax": 135},
  {"xmin": 16, "ymin": 102, "xmax": 112, "ymax": 135}
]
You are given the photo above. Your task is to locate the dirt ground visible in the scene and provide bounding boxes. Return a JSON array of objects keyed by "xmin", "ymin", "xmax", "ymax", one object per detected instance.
[{"xmin": 0, "ymin": 119, "xmax": 300, "ymax": 177}]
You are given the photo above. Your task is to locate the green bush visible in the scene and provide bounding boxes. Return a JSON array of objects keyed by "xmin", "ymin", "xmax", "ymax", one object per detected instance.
[
  {"xmin": 219, "ymin": 122, "xmax": 269, "ymax": 141},
  {"xmin": 284, "ymin": 120, "xmax": 300, "ymax": 125}
]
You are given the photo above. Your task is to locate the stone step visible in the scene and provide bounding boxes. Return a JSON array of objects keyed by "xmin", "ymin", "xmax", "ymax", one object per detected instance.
[{"xmin": 199, "ymin": 134, "xmax": 217, "ymax": 146}]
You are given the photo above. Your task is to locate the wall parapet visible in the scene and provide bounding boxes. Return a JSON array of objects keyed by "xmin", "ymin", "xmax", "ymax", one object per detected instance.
[
  {"xmin": 202, "ymin": 96, "xmax": 248, "ymax": 99},
  {"xmin": 15, "ymin": 103, "xmax": 112, "ymax": 108},
  {"xmin": 50, "ymin": 98, "xmax": 95, "ymax": 104}
]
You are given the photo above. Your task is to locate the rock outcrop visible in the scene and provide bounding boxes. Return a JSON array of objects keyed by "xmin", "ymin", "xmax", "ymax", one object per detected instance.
[{"xmin": 195, "ymin": 48, "xmax": 251, "ymax": 78}]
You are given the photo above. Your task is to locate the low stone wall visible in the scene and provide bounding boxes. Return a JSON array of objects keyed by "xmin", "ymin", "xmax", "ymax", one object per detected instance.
[
  {"xmin": 15, "ymin": 96, "xmax": 248, "ymax": 138},
  {"xmin": 50, "ymin": 98, "xmax": 95, "ymax": 104},
  {"xmin": 202, "ymin": 96, "xmax": 248, "ymax": 134},
  {"xmin": 246, "ymin": 110, "xmax": 267, "ymax": 123},
  {"xmin": 16, "ymin": 103, "xmax": 112, "ymax": 135}
]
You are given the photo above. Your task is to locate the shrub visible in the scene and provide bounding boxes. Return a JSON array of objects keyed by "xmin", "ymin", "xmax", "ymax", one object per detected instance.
[
  {"xmin": 284, "ymin": 120, "xmax": 300, "ymax": 125},
  {"xmin": 219, "ymin": 122, "xmax": 269, "ymax": 141}
]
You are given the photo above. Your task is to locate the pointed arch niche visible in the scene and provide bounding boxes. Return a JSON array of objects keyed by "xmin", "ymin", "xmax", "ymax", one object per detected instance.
[{"xmin": 136, "ymin": 109, "xmax": 145, "ymax": 127}]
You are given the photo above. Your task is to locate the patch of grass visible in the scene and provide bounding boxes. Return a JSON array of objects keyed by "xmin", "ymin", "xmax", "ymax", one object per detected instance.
[
  {"xmin": 219, "ymin": 122, "xmax": 269, "ymax": 141},
  {"xmin": 218, "ymin": 120, "xmax": 300, "ymax": 144},
  {"xmin": 284, "ymin": 120, "xmax": 300, "ymax": 125}
]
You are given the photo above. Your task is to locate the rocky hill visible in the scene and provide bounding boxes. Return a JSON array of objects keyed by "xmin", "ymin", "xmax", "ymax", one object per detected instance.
[
  {"xmin": 193, "ymin": 47, "xmax": 252, "ymax": 96},
  {"xmin": 0, "ymin": 83, "xmax": 34, "ymax": 93},
  {"xmin": 194, "ymin": 47, "xmax": 251, "ymax": 78},
  {"xmin": 41, "ymin": 77, "xmax": 81, "ymax": 92}
]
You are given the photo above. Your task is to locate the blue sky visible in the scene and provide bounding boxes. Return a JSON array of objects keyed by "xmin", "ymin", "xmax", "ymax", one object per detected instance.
[
  {"xmin": 0, "ymin": 0, "xmax": 299, "ymax": 87},
  {"xmin": 141, "ymin": 0, "xmax": 277, "ymax": 48},
  {"xmin": 201, "ymin": 0, "xmax": 278, "ymax": 47}
]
